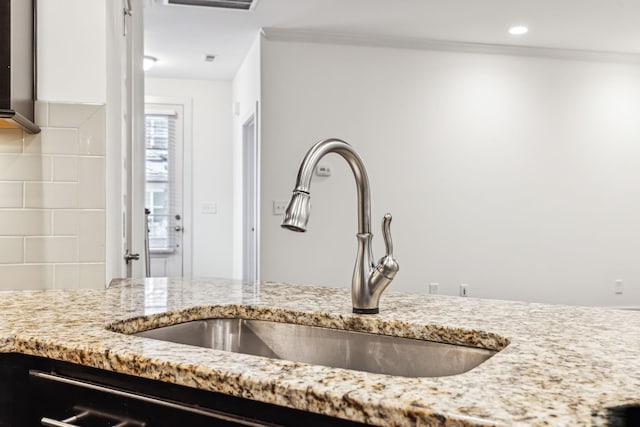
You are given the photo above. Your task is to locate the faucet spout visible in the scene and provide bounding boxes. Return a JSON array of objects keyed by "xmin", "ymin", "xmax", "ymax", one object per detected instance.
[
  {"xmin": 282, "ymin": 138, "xmax": 371, "ymax": 234},
  {"xmin": 281, "ymin": 138, "xmax": 399, "ymax": 314}
]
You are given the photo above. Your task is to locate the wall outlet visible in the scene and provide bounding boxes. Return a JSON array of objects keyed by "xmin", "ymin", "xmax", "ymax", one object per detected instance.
[
  {"xmin": 202, "ymin": 202, "xmax": 217, "ymax": 214},
  {"xmin": 614, "ymin": 279, "xmax": 623, "ymax": 295},
  {"xmin": 459, "ymin": 283, "xmax": 468, "ymax": 297},
  {"xmin": 273, "ymin": 200, "xmax": 288, "ymax": 215},
  {"xmin": 429, "ymin": 283, "xmax": 439, "ymax": 294}
]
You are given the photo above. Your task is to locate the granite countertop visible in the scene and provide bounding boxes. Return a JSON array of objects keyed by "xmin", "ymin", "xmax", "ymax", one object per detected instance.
[{"xmin": 1, "ymin": 277, "xmax": 639, "ymax": 426}]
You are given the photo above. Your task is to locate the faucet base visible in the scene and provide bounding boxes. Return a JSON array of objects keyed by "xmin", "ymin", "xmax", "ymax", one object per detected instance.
[{"xmin": 353, "ymin": 307, "xmax": 379, "ymax": 314}]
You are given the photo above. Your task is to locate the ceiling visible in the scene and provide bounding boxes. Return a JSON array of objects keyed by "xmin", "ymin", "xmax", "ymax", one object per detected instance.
[{"xmin": 143, "ymin": 0, "xmax": 640, "ymax": 81}]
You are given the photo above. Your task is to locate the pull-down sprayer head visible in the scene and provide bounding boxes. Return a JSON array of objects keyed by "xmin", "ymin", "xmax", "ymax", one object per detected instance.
[{"xmin": 281, "ymin": 190, "xmax": 311, "ymax": 232}]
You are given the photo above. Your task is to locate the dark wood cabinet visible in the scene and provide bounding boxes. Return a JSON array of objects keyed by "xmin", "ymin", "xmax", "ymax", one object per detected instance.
[{"xmin": 0, "ymin": 354, "xmax": 366, "ymax": 427}]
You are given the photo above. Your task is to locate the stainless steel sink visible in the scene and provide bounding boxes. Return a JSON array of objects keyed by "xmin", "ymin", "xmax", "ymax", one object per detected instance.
[{"xmin": 133, "ymin": 319, "xmax": 497, "ymax": 377}]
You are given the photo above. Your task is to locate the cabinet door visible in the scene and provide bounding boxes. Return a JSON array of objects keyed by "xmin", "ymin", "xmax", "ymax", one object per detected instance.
[
  {"xmin": 30, "ymin": 370, "xmax": 274, "ymax": 427},
  {"xmin": 0, "ymin": 354, "xmax": 41, "ymax": 427}
]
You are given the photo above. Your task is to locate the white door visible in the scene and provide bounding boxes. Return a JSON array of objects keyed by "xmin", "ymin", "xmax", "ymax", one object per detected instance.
[{"xmin": 144, "ymin": 104, "xmax": 185, "ymax": 277}]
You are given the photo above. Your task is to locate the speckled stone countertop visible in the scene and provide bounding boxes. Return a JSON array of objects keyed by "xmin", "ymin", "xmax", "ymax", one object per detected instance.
[{"xmin": 1, "ymin": 278, "xmax": 639, "ymax": 426}]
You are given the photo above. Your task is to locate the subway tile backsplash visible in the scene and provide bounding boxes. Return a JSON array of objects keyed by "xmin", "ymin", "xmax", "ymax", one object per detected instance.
[{"xmin": 0, "ymin": 101, "xmax": 106, "ymax": 290}]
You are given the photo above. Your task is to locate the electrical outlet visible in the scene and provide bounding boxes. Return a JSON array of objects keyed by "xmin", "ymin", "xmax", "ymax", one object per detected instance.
[
  {"xmin": 614, "ymin": 279, "xmax": 623, "ymax": 295},
  {"xmin": 429, "ymin": 283, "xmax": 439, "ymax": 294},
  {"xmin": 459, "ymin": 283, "xmax": 468, "ymax": 297},
  {"xmin": 273, "ymin": 200, "xmax": 288, "ymax": 215}
]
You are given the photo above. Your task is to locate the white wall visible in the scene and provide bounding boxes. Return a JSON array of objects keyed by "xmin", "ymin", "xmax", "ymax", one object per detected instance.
[
  {"xmin": 231, "ymin": 35, "xmax": 262, "ymax": 279},
  {"xmin": 260, "ymin": 38, "xmax": 640, "ymax": 306},
  {"xmin": 145, "ymin": 78, "xmax": 233, "ymax": 278},
  {"xmin": 37, "ymin": 0, "xmax": 106, "ymax": 103}
]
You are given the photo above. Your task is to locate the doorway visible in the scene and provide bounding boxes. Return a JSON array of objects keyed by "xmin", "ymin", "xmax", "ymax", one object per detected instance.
[
  {"xmin": 242, "ymin": 112, "xmax": 258, "ymax": 282},
  {"xmin": 144, "ymin": 103, "xmax": 187, "ymax": 277}
]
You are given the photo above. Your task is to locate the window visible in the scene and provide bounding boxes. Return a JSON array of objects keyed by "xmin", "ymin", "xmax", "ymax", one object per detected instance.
[{"xmin": 145, "ymin": 112, "xmax": 178, "ymax": 252}]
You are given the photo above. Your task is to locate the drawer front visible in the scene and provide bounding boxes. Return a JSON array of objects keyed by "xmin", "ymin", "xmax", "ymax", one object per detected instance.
[{"xmin": 29, "ymin": 370, "xmax": 275, "ymax": 427}]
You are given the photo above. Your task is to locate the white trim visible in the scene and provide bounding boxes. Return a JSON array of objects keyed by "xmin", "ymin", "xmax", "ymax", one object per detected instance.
[
  {"xmin": 262, "ymin": 28, "xmax": 640, "ymax": 64},
  {"xmin": 241, "ymin": 109, "xmax": 259, "ymax": 282},
  {"xmin": 145, "ymin": 95, "xmax": 194, "ymax": 277},
  {"xmin": 105, "ymin": 0, "xmax": 125, "ymax": 286},
  {"xmin": 238, "ymin": 101, "xmax": 261, "ymax": 281},
  {"xmin": 125, "ymin": 0, "xmax": 146, "ymax": 280},
  {"xmin": 254, "ymin": 100, "xmax": 260, "ymax": 281},
  {"xmin": 145, "ymin": 108, "xmax": 178, "ymax": 116},
  {"xmin": 249, "ymin": 101, "xmax": 262, "ymax": 282}
]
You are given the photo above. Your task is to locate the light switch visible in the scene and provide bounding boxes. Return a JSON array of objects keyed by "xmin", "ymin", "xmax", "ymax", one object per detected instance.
[
  {"xmin": 315, "ymin": 164, "xmax": 331, "ymax": 177},
  {"xmin": 273, "ymin": 200, "xmax": 288, "ymax": 215},
  {"xmin": 202, "ymin": 202, "xmax": 217, "ymax": 214}
]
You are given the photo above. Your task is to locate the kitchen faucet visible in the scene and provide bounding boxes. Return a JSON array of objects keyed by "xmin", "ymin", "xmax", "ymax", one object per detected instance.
[{"xmin": 281, "ymin": 138, "xmax": 399, "ymax": 314}]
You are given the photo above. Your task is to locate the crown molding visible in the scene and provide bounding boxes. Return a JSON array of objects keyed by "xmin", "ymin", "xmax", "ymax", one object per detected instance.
[{"xmin": 262, "ymin": 28, "xmax": 640, "ymax": 64}]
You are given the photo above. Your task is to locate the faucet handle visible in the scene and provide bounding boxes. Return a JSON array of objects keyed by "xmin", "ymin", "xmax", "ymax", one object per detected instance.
[
  {"xmin": 369, "ymin": 213, "xmax": 399, "ymax": 295},
  {"xmin": 382, "ymin": 213, "xmax": 394, "ymax": 257},
  {"xmin": 376, "ymin": 213, "xmax": 399, "ymax": 279}
]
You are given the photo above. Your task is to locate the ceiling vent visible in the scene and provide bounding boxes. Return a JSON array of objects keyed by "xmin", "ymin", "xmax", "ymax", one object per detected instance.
[{"xmin": 165, "ymin": 0, "xmax": 256, "ymax": 11}]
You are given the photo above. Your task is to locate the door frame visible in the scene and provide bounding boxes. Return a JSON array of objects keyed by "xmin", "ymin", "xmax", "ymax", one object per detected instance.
[
  {"xmin": 125, "ymin": 0, "xmax": 146, "ymax": 280},
  {"xmin": 242, "ymin": 112, "xmax": 258, "ymax": 281},
  {"xmin": 145, "ymin": 96, "xmax": 193, "ymax": 277}
]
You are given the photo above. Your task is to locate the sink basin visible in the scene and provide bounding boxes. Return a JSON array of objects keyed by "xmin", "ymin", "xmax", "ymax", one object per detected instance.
[{"xmin": 133, "ymin": 318, "xmax": 497, "ymax": 377}]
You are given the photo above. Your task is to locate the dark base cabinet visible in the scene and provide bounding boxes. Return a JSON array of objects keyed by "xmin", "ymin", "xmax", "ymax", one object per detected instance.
[
  {"xmin": 0, "ymin": 354, "xmax": 367, "ymax": 427},
  {"xmin": 0, "ymin": 354, "xmax": 31, "ymax": 426}
]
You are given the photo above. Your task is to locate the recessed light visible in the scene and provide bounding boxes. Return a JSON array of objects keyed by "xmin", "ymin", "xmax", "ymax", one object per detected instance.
[
  {"xmin": 509, "ymin": 26, "xmax": 528, "ymax": 35},
  {"xmin": 143, "ymin": 56, "xmax": 157, "ymax": 71},
  {"xmin": 204, "ymin": 54, "xmax": 216, "ymax": 62}
]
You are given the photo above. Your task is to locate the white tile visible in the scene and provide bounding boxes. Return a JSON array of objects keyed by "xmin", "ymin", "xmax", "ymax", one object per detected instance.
[
  {"xmin": 23, "ymin": 131, "xmax": 41, "ymax": 153},
  {"xmin": 0, "ymin": 264, "xmax": 53, "ymax": 290},
  {"xmin": 54, "ymin": 263, "xmax": 105, "ymax": 289},
  {"xmin": 0, "ymin": 129, "xmax": 23, "ymax": 153},
  {"xmin": 78, "ymin": 106, "xmax": 106, "ymax": 155},
  {"xmin": 0, "ymin": 210, "xmax": 51, "ymax": 235},
  {"xmin": 52, "ymin": 156, "xmax": 78, "ymax": 182},
  {"xmin": 78, "ymin": 211, "xmax": 106, "ymax": 262},
  {"xmin": 0, "ymin": 238, "xmax": 24, "ymax": 263},
  {"xmin": 0, "ymin": 154, "xmax": 51, "ymax": 181},
  {"xmin": 25, "ymin": 182, "xmax": 78, "ymax": 208},
  {"xmin": 53, "ymin": 264, "xmax": 78, "ymax": 289},
  {"xmin": 79, "ymin": 263, "xmax": 106, "ymax": 289},
  {"xmin": 34, "ymin": 101, "xmax": 49, "ymax": 127},
  {"xmin": 25, "ymin": 236, "xmax": 78, "ymax": 263},
  {"xmin": 25, "ymin": 128, "xmax": 79, "ymax": 155},
  {"xmin": 53, "ymin": 210, "xmax": 80, "ymax": 235},
  {"xmin": 78, "ymin": 157, "xmax": 105, "ymax": 208},
  {"xmin": 0, "ymin": 182, "xmax": 23, "ymax": 207},
  {"xmin": 48, "ymin": 103, "xmax": 102, "ymax": 128},
  {"xmin": 54, "ymin": 211, "xmax": 106, "ymax": 260}
]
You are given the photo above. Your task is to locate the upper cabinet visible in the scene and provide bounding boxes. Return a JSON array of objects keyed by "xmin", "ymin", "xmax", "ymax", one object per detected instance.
[{"xmin": 0, "ymin": 0, "xmax": 40, "ymax": 133}]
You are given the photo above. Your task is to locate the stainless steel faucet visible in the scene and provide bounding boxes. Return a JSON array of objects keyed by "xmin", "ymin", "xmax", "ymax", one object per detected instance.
[{"xmin": 281, "ymin": 138, "xmax": 399, "ymax": 314}]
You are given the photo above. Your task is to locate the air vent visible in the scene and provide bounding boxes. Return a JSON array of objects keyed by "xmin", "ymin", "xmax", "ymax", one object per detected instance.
[{"xmin": 166, "ymin": 0, "xmax": 256, "ymax": 10}]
